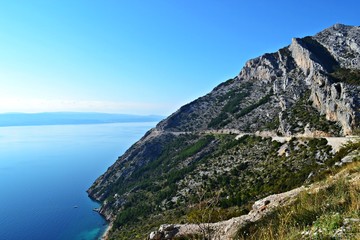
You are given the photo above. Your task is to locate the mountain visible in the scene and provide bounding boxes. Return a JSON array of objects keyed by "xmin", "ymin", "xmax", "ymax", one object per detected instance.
[
  {"xmin": 0, "ymin": 112, "xmax": 164, "ymax": 127},
  {"xmin": 88, "ymin": 24, "xmax": 360, "ymax": 239}
]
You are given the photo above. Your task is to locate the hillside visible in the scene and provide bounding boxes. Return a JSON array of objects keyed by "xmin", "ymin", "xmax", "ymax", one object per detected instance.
[
  {"xmin": 149, "ymin": 144, "xmax": 360, "ymax": 239},
  {"xmin": 88, "ymin": 24, "xmax": 360, "ymax": 239}
]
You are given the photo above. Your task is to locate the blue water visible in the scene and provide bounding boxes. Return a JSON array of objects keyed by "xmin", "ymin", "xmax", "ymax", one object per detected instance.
[{"xmin": 0, "ymin": 122, "xmax": 156, "ymax": 240}]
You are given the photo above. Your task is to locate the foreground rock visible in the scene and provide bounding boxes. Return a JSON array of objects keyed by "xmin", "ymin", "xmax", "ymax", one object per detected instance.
[
  {"xmin": 149, "ymin": 162, "xmax": 360, "ymax": 240},
  {"xmin": 149, "ymin": 187, "xmax": 305, "ymax": 240}
]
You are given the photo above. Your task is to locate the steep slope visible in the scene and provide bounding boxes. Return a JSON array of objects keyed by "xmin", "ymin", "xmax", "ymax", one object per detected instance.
[
  {"xmin": 149, "ymin": 143, "xmax": 360, "ymax": 240},
  {"xmin": 88, "ymin": 24, "xmax": 360, "ymax": 239}
]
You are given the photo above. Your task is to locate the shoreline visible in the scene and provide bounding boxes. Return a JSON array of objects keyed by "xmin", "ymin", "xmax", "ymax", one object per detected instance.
[{"xmin": 100, "ymin": 223, "xmax": 112, "ymax": 240}]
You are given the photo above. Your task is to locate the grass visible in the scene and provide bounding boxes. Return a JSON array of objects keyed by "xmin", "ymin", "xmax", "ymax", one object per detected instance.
[{"xmin": 236, "ymin": 160, "xmax": 360, "ymax": 240}]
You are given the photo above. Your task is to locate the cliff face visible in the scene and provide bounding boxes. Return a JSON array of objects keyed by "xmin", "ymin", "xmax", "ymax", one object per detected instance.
[{"xmin": 88, "ymin": 24, "xmax": 360, "ymax": 239}]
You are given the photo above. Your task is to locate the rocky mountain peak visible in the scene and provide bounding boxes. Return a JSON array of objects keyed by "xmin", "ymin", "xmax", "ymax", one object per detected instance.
[
  {"xmin": 155, "ymin": 23, "xmax": 360, "ymax": 136},
  {"xmin": 314, "ymin": 24, "xmax": 360, "ymax": 69}
]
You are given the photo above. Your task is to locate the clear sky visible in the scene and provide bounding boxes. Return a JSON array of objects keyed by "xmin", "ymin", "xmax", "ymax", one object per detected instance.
[{"xmin": 0, "ymin": 0, "xmax": 359, "ymax": 115}]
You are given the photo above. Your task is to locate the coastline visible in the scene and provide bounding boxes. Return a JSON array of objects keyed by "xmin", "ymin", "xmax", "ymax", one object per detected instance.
[{"xmin": 100, "ymin": 223, "xmax": 112, "ymax": 240}]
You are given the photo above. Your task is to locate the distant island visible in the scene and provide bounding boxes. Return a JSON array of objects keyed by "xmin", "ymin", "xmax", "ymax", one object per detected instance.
[{"xmin": 0, "ymin": 112, "xmax": 164, "ymax": 127}]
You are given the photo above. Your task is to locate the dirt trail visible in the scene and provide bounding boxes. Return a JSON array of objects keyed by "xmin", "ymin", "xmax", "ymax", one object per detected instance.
[{"xmin": 159, "ymin": 128, "xmax": 359, "ymax": 153}]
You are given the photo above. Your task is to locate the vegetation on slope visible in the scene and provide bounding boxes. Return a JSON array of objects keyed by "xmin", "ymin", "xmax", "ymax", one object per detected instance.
[
  {"xmin": 236, "ymin": 142, "xmax": 360, "ymax": 240},
  {"xmin": 330, "ymin": 67, "xmax": 360, "ymax": 85},
  {"xmin": 104, "ymin": 133, "xmax": 357, "ymax": 239},
  {"xmin": 188, "ymin": 136, "xmax": 332, "ymax": 208},
  {"xmin": 106, "ymin": 134, "xmax": 217, "ymax": 238},
  {"xmin": 208, "ymin": 82, "xmax": 253, "ymax": 128}
]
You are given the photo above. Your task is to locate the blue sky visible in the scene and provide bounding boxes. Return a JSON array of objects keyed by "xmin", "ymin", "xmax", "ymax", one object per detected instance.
[{"xmin": 0, "ymin": 1, "xmax": 359, "ymax": 115}]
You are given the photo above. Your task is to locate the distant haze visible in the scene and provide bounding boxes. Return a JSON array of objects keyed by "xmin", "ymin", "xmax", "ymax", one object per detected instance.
[{"xmin": 0, "ymin": 112, "xmax": 164, "ymax": 127}]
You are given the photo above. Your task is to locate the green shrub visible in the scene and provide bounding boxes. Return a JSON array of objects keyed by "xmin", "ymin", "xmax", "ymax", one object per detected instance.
[{"xmin": 330, "ymin": 67, "xmax": 360, "ymax": 85}]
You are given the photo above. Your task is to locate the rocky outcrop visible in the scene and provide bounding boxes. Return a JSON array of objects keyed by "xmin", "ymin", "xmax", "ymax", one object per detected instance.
[
  {"xmin": 284, "ymin": 33, "xmax": 359, "ymax": 135},
  {"xmin": 310, "ymin": 78, "xmax": 357, "ymax": 135},
  {"xmin": 311, "ymin": 24, "xmax": 360, "ymax": 134},
  {"xmin": 314, "ymin": 24, "xmax": 360, "ymax": 69},
  {"xmin": 149, "ymin": 186, "xmax": 305, "ymax": 240}
]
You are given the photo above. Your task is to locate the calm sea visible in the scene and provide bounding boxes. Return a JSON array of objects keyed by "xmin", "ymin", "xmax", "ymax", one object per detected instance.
[{"xmin": 0, "ymin": 122, "xmax": 156, "ymax": 240}]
